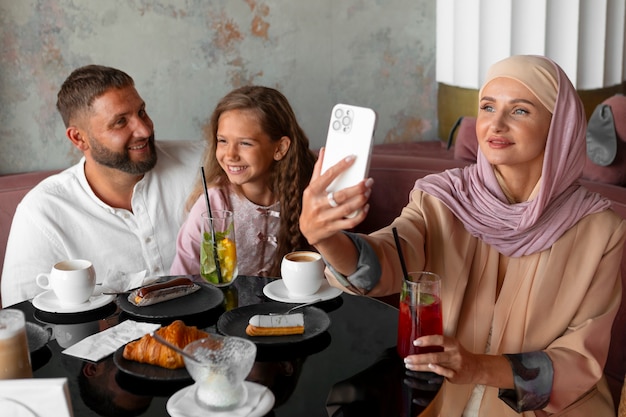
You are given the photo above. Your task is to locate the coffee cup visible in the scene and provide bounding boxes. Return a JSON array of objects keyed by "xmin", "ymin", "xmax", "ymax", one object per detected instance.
[
  {"xmin": 280, "ymin": 251, "xmax": 325, "ymax": 297},
  {"xmin": 0, "ymin": 309, "xmax": 32, "ymax": 379},
  {"xmin": 36, "ymin": 259, "xmax": 96, "ymax": 306}
]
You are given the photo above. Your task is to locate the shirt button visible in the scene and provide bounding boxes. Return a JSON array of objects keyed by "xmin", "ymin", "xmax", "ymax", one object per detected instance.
[{"xmin": 145, "ymin": 237, "xmax": 152, "ymax": 243}]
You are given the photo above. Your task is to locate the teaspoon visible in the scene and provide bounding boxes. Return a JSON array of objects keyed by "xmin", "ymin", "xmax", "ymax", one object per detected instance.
[
  {"xmin": 269, "ymin": 299, "xmax": 322, "ymax": 315},
  {"xmin": 150, "ymin": 331, "xmax": 198, "ymax": 362}
]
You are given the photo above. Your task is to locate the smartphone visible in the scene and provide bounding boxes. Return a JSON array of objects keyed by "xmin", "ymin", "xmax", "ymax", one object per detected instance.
[{"xmin": 320, "ymin": 103, "xmax": 377, "ymax": 193}]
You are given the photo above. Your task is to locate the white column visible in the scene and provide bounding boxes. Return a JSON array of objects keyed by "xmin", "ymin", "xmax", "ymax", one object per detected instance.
[{"xmin": 436, "ymin": 0, "xmax": 626, "ymax": 90}]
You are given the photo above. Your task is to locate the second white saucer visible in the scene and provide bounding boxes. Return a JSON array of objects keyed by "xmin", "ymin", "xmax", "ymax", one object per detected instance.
[{"xmin": 263, "ymin": 279, "xmax": 342, "ymax": 303}]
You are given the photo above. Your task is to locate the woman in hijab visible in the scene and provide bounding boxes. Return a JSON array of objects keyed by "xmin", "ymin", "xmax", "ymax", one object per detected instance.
[{"xmin": 300, "ymin": 55, "xmax": 625, "ymax": 416}]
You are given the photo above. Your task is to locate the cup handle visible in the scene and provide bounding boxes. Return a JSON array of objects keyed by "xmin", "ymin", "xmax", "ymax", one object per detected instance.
[
  {"xmin": 42, "ymin": 324, "xmax": 54, "ymax": 339},
  {"xmin": 36, "ymin": 273, "xmax": 52, "ymax": 290}
]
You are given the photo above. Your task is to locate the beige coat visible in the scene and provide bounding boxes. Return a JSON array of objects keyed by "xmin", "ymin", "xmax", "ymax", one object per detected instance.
[{"xmin": 334, "ymin": 190, "xmax": 625, "ymax": 416}]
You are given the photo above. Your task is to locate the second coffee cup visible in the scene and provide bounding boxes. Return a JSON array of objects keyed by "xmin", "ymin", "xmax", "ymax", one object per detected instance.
[
  {"xmin": 280, "ymin": 251, "xmax": 324, "ymax": 297},
  {"xmin": 36, "ymin": 259, "xmax": 96, "ymax": 306}
]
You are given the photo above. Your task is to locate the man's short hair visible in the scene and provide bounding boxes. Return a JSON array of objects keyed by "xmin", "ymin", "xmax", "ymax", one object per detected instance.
[{"xmin": 56, "ymin": 65, "xmax": 134, "ymax": 127}]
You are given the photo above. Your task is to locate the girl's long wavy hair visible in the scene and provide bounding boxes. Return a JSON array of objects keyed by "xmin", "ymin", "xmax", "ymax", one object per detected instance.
[{"xmin": 186, "ymin": 86, "xmax": 316, "ymax": 276}]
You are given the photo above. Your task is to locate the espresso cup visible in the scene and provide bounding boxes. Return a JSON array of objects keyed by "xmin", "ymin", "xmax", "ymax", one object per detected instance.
[
  {"xmin": 36, "ymin": 259, "xmax": 96, "ymax": 306},
  {"xmin": 280, "ymin": 251, "xmax": 325, "ymax": 297}
]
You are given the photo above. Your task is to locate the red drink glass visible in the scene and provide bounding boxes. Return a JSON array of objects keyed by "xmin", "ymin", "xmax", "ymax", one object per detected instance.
[{"xmin": 397, "ymin": 272, "xmax": 443, "ymax": 358}]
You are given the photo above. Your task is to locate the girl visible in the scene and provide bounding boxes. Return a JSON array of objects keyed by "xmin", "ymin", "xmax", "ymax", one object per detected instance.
[{"xmin": 171, "ymin": 86, "xmax": 316, "ymax": 278}]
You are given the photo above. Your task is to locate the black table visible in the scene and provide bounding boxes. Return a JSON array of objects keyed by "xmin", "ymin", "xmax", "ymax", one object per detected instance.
[{"xmin": 10, "ymin": 276, "xmax": 438, "ymax": 417}]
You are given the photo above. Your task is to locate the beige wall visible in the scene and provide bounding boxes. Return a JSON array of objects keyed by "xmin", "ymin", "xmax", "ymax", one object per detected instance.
[{"xmin": 0, "ymin": 0, "xmax": 437, "ymax": 175}]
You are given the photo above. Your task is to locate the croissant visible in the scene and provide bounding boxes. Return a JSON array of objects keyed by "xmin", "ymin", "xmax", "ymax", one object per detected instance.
[{"xmin": 123, "ymin": 320, "xmax": 208, "ymax": 369}]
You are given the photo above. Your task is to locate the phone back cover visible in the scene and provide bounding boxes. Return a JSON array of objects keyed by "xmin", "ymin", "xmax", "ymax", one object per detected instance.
[{"xmin": 321, "ymin": 103, "xmax": 377, "ymax": 193}]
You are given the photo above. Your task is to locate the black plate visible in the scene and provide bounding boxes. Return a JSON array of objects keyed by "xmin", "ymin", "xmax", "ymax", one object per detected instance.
[
  {"xmin": 117, "ymin": 282, "xmax": 224, "ymax": 321},
  {"xmin": 217, "ymin": 302, "xmax": 331, "ymax": 346},
  {"xmin": 33, "ymin": 301, "xmax": 117, "ymax": 325},
  {"xmin": 113, "ymin": 345, "xmax": 192, "ymax": 382}
]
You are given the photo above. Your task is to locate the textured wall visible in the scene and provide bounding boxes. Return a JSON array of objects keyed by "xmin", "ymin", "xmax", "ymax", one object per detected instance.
[{"xmin": 0, "ymin": 0, "xmax": 436, "ymax": 175}]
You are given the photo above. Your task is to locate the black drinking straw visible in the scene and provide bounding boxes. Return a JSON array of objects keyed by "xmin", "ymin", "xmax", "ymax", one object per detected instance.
[
  {"xmin": 392, "ymin": 227, "xmax": 409, "ymax": 280},
  {"xmin": 201, "ymin": 167, "xmax": 223, "ymax": 283}
]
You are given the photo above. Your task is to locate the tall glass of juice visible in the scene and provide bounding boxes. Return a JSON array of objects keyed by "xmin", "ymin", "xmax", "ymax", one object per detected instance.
[
  {"xmin": 397, "ymin": 271, "xmax": 443, "ymax": 358},
  {"xmin": 200, "ymin": 210, "xmax": 238, "ymax": 286}
]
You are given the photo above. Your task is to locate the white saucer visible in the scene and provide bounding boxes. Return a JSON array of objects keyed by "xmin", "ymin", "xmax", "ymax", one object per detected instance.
[
  {"xmin": 166, "ymin": 381, "xmax": 274, "ymax": 417},
  {"xmin": 32, "ymin": 288, "xmax": 115, "ymax": 314},
  {"xmin": 263, "ymin": 279, "xmax": 342, "ymax": 303}
]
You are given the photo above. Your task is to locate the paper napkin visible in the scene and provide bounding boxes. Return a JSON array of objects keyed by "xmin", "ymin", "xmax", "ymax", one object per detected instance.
[
  {"xmin": 62, "ymin": 320, "xmax": 159, "ymax": 362},
  {"xmin": 0, "ymin": 378, "xmax": 73, "ymax": 417}
]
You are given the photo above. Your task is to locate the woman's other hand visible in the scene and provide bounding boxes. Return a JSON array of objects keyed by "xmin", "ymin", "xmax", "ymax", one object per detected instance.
[
  {"xmin": 299, "ymin": 148, "xmax": 373, "ymax": 247},
  {"xmin": 403, "ymin": 335, "xmax": 514, "ymax": 389}
]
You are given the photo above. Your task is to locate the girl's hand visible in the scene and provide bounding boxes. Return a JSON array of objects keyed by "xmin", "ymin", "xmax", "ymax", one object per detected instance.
[
  {"xmin": 403, "ymin": 335, "xmax": 482, "ymax": 385},
  {"xmin": 299, "ymin": 148, "xmax": 373, "ymax": 247}
]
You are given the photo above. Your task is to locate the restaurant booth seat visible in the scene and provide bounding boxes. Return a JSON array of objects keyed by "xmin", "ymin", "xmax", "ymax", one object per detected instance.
[
  {"xmin": 0, "ymin": 169, "xmax": 61, "ymax": 305},
  {"xmin": 0, "ymin": 141, "xmax": 624, "ymax": 411}
]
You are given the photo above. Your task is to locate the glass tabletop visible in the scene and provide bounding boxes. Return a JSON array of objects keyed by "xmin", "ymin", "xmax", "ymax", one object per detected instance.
[{"xmin": 8, "ymin": 275, "xmax": 437, "ymax": 417}]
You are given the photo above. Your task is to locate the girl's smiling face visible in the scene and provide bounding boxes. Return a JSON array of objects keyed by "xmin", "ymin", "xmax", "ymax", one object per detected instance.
[
  {"xmin": 216, "ymin": 109, "xmax": 290, "ymax": 204},
  {"xmin": 476, "ymin": 77, "xmax": 552, "ymax": 179}
]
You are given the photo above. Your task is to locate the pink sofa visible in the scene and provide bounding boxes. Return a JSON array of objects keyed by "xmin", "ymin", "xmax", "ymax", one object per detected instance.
[
  {"xmin": 0, "ymin": 170, "xmax": 61, "ymax": 293},
  {"xmin": 0, "ymin": 144, "xmax": 623, "ymax": 409}
]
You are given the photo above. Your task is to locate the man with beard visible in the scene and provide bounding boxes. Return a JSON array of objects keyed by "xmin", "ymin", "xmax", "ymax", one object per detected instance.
[{"xmin": 1, "ymin": 65, "xmax": 204, "ymax": 306}]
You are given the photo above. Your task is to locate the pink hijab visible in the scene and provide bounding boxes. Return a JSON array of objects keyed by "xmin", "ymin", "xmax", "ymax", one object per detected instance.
[{"xmin": 415, "ymin": 55, "xmax": 611, "ymax": 257}]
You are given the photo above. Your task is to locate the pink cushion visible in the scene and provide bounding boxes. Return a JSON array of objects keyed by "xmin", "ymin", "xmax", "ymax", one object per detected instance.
[{"xmin": 452, "ymin": 116, "xmax": 478, "ymax": 162}]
